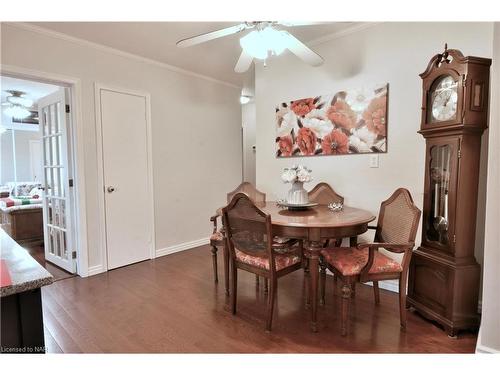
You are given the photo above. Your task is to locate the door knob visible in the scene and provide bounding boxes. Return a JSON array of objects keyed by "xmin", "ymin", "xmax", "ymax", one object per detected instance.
[{"xmin": 107, "ymin": 186, "xmax": 116, "ymax": 193}]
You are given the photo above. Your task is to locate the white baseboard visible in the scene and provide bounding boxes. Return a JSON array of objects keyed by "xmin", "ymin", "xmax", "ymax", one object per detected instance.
[
  {"xmin": 155, "ymin": 237, "xmax": 210, "ymax": 258},
  {"xmin": 84, "ymin": 238, "xmax": 209, "ymax": 276},
  {"xmin": 476, "ymin": 344, "xmax": 500, "ymax": 354},
  {"xmin": 87, "ymin": 264, "xmax": 105, "ymax": 276}
]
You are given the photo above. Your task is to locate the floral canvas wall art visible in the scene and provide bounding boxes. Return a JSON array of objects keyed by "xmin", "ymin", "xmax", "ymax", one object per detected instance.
[{"xmin": 275, "ymin": 83, "xmax": 388, "ymax": 157}]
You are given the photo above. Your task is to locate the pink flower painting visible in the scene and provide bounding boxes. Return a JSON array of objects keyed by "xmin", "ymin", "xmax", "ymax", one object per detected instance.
[{"xmin": 275, "ymin": 84, "xmax": 388, "ymax": 157}]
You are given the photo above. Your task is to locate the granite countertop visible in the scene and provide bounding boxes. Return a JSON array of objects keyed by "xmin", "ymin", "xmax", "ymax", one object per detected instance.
[{"xmin": 1, "ymin": 229, "xmax": 54, "ymax": 298}]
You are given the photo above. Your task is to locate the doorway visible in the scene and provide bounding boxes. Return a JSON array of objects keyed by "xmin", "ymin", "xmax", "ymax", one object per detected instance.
[{"xmin": 1, "ymin": 75, "xmax": 78, "ymax": 280}]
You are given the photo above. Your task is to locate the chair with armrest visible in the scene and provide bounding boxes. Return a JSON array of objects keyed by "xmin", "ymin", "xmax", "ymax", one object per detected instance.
[
  {"xmin": 319, "ymin": 188, "xmax": 421, "ymax": 335},
  {"xmin": 223, "ymin": 193, "xmax": 303, "ymax": 331}
]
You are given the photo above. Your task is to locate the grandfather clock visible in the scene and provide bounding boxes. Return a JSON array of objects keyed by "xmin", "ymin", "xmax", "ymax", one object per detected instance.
[{"xmin": 407, "ymin": 45, "xmax": 491, "ymax": 337}]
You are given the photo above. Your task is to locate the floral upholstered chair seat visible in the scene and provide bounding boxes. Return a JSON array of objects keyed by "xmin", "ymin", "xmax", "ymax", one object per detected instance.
[
  {"xmin": 234, "ymin": 247, "xmax": 301, "ymax": 271},
  {"xmin": 320, "ymin": 247, "xmax": 402, "ymax": 276}
]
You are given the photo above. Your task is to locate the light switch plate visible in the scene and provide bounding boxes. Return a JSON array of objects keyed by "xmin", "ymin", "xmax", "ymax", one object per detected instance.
[{"xmin": 369, "ymin": 154, "xmax": 379, "ymax": 168}]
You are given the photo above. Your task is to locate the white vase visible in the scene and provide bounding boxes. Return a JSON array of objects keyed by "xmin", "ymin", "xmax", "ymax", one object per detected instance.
[{"xmin": 287, "ymin": 181, "xmax": 309, "ymax": 204}]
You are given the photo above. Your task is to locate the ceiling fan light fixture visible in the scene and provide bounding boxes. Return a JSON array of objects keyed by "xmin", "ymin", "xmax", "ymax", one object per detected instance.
[
  {"xmin": 240, "ymin": 30, "xmax": 268, "ymax": 60},
  {"xmin": 4, "ymin": 104, "xmax": 31, "ymax": 120},
  {"xmin": 263, "ymin": 28, "xmax": 289, "ymax": 56},
  {"xmin": 240, "ymin": 27, "xmax": 290, "ymax": 60}
]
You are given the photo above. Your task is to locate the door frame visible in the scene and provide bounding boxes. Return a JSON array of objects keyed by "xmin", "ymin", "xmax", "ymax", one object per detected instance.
[
  {"xmin": 94, "ymin": 83, "xmax": 155, "ymax": 271},
  {"xmin": 0, "ymin": 64, "xmax": 89, "ymax": 277}
]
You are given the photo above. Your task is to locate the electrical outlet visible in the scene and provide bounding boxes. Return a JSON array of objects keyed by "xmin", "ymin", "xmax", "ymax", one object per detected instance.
[{"xmin": 369, "ymin": 154, "xmax": 379, "ymax": 168}]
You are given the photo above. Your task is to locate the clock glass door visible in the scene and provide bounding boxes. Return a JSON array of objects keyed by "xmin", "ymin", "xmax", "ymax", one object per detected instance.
[{"xmin": 425, "ymin": 142, "xmax": 455, "ymax": 249}]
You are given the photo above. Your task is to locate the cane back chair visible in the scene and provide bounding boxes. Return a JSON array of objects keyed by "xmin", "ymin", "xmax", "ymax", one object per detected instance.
[
  {"xmin": 319, "ymin": 188, "xmax": 421, "ymax": 335},
  {"xmin": 302, "ymin": 183, "xmax": 345, "ymax": 303},
  {"xmin": 210, "ymin": 182, "xmax": 266, "ymax": 292},
  {"xmin": 222, "ymin": 193, "xmax": 303, "ymax": 331},
  {"xmin": 211, "ymin": 182, "xmax": 295, "ymax": 295}
]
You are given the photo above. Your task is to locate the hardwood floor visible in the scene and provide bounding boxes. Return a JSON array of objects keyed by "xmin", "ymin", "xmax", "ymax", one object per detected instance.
[
  {"xmin": 25, "ymin": 244, "xmax": 74, "ymax": 282},
  {"xmin": 41, "ymin": 245, "xmax": 477, "ymax": 353}
]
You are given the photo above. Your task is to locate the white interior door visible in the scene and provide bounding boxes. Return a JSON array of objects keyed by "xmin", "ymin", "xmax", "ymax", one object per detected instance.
[
  {"xmin": 38, "ymin": 88, "xmax": 75, "ymax": 273},
  {"xmin": 98, "ymin": 87, "xmax": 153, "ymax": 270}
]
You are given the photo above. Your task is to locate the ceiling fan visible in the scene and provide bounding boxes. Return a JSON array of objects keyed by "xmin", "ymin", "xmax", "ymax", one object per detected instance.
[
  {"xmin": 176, "ymin": 21, "xmax": 326, "ymax": 73},
  {"xmin": 1, "ymin": 90, "xmax": 33, "ymax": 119}
]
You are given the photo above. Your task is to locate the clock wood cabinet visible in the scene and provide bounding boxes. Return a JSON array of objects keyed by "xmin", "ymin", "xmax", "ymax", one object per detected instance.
[{"xmin": 407, "ymin": 46, "xmax": 490, "ymax": 337}]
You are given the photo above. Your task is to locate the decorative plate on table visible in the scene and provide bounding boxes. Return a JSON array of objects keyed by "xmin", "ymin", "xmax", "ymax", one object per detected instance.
[{"xmin": 277, "ymin": 200, "xmax": 319, "ymax": 211}]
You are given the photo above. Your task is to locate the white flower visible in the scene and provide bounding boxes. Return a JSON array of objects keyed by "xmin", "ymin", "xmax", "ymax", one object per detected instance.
[
  {"xmin": 349, "ymin": 134, "xmax": 372, "ymax": 153},
  {"xmin": 281, "ymin": 168, "xmax": 297, "ymax": 183},
  {"xmin": 346, "ymin": 88, "xmax": 376, "ymax": 113},
  {"xmin": 276, "ymin": 110, "xmax": 297, "ymax": 137},
  {"xmin": 301, "ymin": 116, "xmax": 333, "ymax": 139},
  {"xmin": 353, "ymin": 126, "xmax": 377, "ymax": 146},
  {"xmin": 304, "ymin": 108, "xmax": 327, "ymax": 119},
  {"xmin": 297, "ymin": 168, "xmax": 312, "ymax": 182}
]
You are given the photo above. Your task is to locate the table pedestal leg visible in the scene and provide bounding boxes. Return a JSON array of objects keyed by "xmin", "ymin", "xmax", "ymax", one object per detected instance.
[{"xmin": 305, "ymin": 237, "xmax": 322, "ymax": 333}]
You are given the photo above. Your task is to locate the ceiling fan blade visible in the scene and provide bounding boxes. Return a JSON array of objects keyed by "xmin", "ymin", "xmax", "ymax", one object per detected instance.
[
  {"xmin": 285, "ymin": 32, "xmax": 324, "ymax": 67},
  {"xmin": 176, "ymin": 23, "xmax": 249, "ymax": 48},
  {"xmin": 234, "ymin": 50, "xmax": 254, "ymax": 73}
]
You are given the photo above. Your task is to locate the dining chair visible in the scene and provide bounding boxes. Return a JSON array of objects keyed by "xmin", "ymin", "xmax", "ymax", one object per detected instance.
[
  {"xmin": 210, "ymin": 182, "xmax": 266, "ymax": 293},
  {"xmin": 222, "ymin": 193, "xmax": 303, "ymax": 331},
  {"xmin": 319, "ymin": 188, "xmax": 421, "ymax": 336},
  {"xmin": 308, "ymin": 183, "xmax": 344, "ymax": 249},
  {"xmin": 308, "ymin": 182, "xmax": 344, "ymax": 206},
  {"xmin": 305, "ymin": 183, "xmax": 344, "ymax": 303},
  {"xmin": 211, "ymin": 182, "xmax": 295, "ymax": 295}
]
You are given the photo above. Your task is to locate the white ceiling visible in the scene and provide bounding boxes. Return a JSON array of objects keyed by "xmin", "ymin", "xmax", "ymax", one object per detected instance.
[
  {"xmin": 1, "ymin": 76, "xmax": 60, "ymax": 108},
  {"xmin": 28, "ymin": 22, "xmax": 356, "ymax": 87}
]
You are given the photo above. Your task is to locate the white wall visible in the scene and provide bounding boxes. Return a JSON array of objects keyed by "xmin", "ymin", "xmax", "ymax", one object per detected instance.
[
  {"xmin": 477, "ymin": 22, "xmax": 500, "ymax": 354},
  {"xmin": 0, "ymin": 128, "xmax": 40, "ymax": 183},
  {"xmin": 256, "ymin": 22, "xmax": 493, "ymax": 287},
  {"xmin": 1, "ymin": 23, "xmax": 242, "ymax": 272}
]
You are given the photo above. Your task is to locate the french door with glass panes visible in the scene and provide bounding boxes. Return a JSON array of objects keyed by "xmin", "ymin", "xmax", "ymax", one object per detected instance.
[{"xmin": 38, "ymin": 88, "xmax": 75, "ymax": 273}]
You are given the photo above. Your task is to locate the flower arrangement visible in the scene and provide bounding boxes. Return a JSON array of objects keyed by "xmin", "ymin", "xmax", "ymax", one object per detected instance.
[
  {"xmin": 281, "ymin": 165, "xmax": 313, "ymax": 184},
  {"xmin": 275, "ymin": 83, "xmax": 388, "ymax": 157}
]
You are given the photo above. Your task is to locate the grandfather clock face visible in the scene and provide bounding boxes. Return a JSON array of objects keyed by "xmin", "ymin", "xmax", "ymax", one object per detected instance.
[{"xmin": 428, "ymin": 75, "xmax": 458, "ymax": 123}]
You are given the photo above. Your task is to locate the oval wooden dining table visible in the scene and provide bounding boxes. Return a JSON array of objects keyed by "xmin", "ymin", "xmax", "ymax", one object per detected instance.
[{"xmin": 219, "ymin": 201, "xmax": 376, "ymax": 332}]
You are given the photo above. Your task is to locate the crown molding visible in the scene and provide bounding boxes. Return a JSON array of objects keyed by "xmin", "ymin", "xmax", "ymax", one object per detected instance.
[
  {"xmin": 4, "ymin": 22, "xmax": 382, "ymax": 87},
  {"xmin": 308, "ymin": 22, "xmax": 383, "ymax": 47},
  {"xmin": 4, "ymin": 22, "xmax": 242, "ymax": 90}
]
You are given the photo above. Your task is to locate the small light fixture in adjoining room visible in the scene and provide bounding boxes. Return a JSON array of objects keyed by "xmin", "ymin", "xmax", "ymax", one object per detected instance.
[
  {"xmin": 240, "ymin": 95, "xmax": 251, "ymax": 105},
  {"xmin": 2, "ymin": 90, "xmax": 33, "ymax": 120}
]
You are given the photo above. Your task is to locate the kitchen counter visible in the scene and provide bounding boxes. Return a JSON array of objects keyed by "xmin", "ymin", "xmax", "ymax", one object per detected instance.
[
  {"xmin": 1, "ymin": 228, "xmax": 53, "ymax": 297},
  {"xmin": 1, "ymin": 228, "xmax": 54, "ymax": 353}
]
